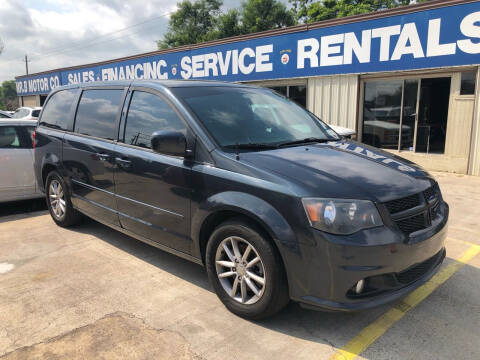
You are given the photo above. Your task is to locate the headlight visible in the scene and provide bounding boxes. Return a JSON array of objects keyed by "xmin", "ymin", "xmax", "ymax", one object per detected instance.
[{"xmin": 302, "ymin": 198, "xmax": 383, "ymax": 235}]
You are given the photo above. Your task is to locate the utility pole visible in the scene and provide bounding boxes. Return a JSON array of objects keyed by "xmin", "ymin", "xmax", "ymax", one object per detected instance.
[{"xmin": 24, "ymin": 54, "xmax": 29, "ymax": 75}]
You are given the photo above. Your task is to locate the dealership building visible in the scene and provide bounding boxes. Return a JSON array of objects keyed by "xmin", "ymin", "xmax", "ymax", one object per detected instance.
[{"xmin": 15, "ymin": 0, "xmax": 480, "ymax": 175}]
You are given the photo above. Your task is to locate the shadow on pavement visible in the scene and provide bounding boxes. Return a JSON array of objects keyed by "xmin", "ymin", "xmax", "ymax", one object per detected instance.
[
  {"xmin": 71, "ymin": 216, "xmax": 480, "ymax": 359},
  {"xmin": 74, "ymin": 217, "xmax": 212, "ymax": 291},
  {"xmin": 71, "ymin": 216, "xmax": 389, "ymax": 348},
  {"xmin": 0, "ymin": 198, "xmax": 48, "ymax": 223}
]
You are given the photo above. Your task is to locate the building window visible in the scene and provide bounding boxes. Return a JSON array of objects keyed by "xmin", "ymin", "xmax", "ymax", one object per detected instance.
[
  {"xmin": 289, "ymin": 85, "xmax": 307, "ymax": 107},
  {"xmin": 269, "ymin": 86, "xmax": 287, "ymax": 97},
  {"xmin": 362, "ymin": 77, "xmax": 451, "ymax": 154},
  {"xmin": 266, "ymin": 85, "xmax": 306, "ymax": 107},
  {"xmin": 460, "ymin": 71, "xmax": 477, "ymax": 95}
]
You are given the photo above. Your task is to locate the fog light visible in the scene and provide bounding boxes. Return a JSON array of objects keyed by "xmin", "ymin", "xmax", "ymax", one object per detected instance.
[{"xmin": 355, "ymin": 279, "xmax": 365, "ymax": 294}]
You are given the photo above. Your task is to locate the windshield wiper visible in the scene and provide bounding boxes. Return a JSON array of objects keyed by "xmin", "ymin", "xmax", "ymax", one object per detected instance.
[
  {"xmin": 277, "ymin": 137, "xmax": 330, "ymax": 147},
  {"xmin": 224, "ymin": 143, "xmax": 279, "ymax": 150}
]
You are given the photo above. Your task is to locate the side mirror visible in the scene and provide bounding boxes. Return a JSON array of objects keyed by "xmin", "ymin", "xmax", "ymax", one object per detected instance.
[
  {"xmin": 329, "ymin": 125, "xmax": 356, "ymax": 139},
  {"xmin": 151, "ymin": 130, "xmax": 188, "ymax": 157}
]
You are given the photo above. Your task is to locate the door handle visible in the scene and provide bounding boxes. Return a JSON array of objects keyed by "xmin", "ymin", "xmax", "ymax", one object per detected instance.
[
  {"xmin": 115, "ymin": 157, "xmax": 132, "ymax": 168},
  {"xmin": 96, "ymin": 153, "xmax": 110, "ymax": 161}
]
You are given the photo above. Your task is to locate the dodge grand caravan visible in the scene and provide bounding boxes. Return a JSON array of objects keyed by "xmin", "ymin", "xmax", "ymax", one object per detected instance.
[{"xmin": 34, "ymin": 81, "xmax": 448, "ymax": 319}]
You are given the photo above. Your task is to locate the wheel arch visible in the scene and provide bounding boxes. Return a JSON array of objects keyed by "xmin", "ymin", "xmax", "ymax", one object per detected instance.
[
  {"xmin": 42, "ymin": 163, "xmax": 57, "ymax": 187},
  {"xmin": 192, "ymin": 192, "xmax": 297, "ymax": 266}
]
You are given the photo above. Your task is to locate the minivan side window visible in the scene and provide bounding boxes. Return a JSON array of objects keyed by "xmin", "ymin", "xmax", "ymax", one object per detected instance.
[
  {"xmin": 40, "ymin": 89, "xmax": 77, "ymax": 130},
  {"xmin": 74, "ymin": 89, "xmax": 123, "ymax": 140},
  {"xmin": 122, "ymin": 91, "xmax": 186, "ymax": 149}
]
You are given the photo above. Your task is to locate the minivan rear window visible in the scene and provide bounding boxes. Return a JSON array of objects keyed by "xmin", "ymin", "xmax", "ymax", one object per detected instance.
[
  {"xmin": 74, "ymin": 89, "xmax": 123, "ymax": 140},
  {"xmin": 40, "ymin": 89, "xmax": 77, "ymax": 130}
]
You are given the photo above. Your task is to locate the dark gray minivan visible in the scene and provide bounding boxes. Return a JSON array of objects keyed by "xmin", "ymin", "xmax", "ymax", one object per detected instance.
[{"xmin": 34, "ymin": 80, "xmax": 448, "ymax": 319}]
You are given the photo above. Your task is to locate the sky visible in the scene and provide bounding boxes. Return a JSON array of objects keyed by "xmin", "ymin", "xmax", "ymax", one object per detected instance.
[{"xmin": 0, "ymin": 0, "xmax": 286, "ymax": 83}]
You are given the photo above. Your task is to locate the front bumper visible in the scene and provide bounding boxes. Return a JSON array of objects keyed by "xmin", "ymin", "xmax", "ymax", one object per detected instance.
[{"xmin": 290, "ymin": 202, "xmax": 448, "ymax": 311}]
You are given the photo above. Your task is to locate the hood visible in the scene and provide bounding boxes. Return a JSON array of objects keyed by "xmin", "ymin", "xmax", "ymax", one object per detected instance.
[{"xmin": 238, "ymin": 140, "xmax": 433, "ymax": 202}]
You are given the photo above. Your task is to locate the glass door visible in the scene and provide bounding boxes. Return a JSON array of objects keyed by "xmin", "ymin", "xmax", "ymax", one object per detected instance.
[
  {"xmin": 362, "ymin": 77, "xmax": 450, "ymax": 154},
  {"xmin": 400, "ymin": 79, "xmax": 419, "ymax": 151},
  {"xmin": 362, "ymin": 80, "xmax": 403, "ymax": 149},
  {"xmin": 415, "ymin": 77, "xmax": 451, "ymax": 154}
]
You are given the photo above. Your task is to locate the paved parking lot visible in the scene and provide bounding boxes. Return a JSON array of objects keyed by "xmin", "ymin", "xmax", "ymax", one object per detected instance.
[{"xmin": 0, "ymin": 171, "xmax": 479, "ymax": 360}]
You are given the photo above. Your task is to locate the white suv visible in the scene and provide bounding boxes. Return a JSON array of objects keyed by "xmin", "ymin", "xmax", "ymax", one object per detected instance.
[{"xmin": 12, "ymin": 107, "xmax": 42, "ymax": 120}]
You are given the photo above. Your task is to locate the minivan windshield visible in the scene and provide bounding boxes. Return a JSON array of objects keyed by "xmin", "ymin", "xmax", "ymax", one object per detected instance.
[{"xmin": 173, "ymin": 86, "xmax": 339, "ymax": 149}]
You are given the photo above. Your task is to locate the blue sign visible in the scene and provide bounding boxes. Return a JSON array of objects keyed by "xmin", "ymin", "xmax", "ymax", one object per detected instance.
[{"xmin": 15, "ymin": 1, "xmax": 480, "ymax": 96}]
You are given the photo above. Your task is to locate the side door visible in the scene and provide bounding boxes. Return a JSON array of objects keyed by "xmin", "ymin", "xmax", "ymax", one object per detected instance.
[
  {"xmin": 63, "ymin": 87, "xmax": 126, "ymax": 226},
  {"xmin": 0, "ymin": 125, "xmax": 35, "ymax": 201},
  {"xmin": 114, "ymin": 88, "xmax": 192, "ymax": 254}
]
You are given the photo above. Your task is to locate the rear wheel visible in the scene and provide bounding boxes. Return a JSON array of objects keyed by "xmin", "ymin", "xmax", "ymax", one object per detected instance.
[
  {"xmin": 206, "ymin": 219, "xmax": 289, "ymax": 319},
  {"xmin": 46, "ymin": 171, "xmax": 82, "ymax": 227}
]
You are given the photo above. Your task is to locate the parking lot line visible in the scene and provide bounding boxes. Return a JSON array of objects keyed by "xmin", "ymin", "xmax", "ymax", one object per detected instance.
[
  {"xmin": 447, "ymin": 237, "xmax": 480, "ymax": 248},
  {"xmin": 329, "ymin": 244, "xmax": 480, "ymax": 360},
  {"xmin": 449, "ymin": 226, "xmax": 480, "ymax": 237}
]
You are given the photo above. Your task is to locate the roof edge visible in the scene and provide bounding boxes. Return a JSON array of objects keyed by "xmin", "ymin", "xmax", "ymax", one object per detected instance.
[{"xmin": 15, "ymin": 0, "xmax": 475, "ymax": 80}]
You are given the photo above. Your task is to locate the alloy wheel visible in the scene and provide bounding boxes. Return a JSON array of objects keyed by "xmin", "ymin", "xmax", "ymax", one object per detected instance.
[
  {"xmin": 49, "ymin": 179, "xmax": 66, "ymax": 219},
  {"xmin": 215, "ymin": 236, "xmax": 266, "ymax": 305}
]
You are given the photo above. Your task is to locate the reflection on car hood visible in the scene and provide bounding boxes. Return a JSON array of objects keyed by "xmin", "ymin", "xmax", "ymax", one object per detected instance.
[{"xmin": 238, "ymin": 140, "xmax": 433, "ymax": 202}]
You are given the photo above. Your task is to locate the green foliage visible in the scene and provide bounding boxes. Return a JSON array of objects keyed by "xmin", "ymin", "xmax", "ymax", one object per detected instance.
[
  {"xmin": 216, "ymin": 9, "xmax": 243, "ymax": 39},
  {"xmin": 289, "ymin": 0, "xmax": 430, "ymax": 23},
  {"xmin": 157, "ymin": 0, "xmax": 223, "ymax": 49},
  {"xmin": 0, "ymin": 80, "xmax": 17, "ymax": 111},
  {"xmin": 158, "ymin": 0, "xmax": 295, "ymax": 49},
  {"xmin": 241, "ymin": 0, "xmax": 295, "ymax": 34}
]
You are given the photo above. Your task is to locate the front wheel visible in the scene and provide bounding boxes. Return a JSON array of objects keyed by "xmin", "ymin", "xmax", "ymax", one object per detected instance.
[
  {"xmin": 206, "ymin": 219, "xmax": 289, "ymax": 319},
  {"xmin": 45, "ymin": 171, "xmax": 82, "ymax": 227}
]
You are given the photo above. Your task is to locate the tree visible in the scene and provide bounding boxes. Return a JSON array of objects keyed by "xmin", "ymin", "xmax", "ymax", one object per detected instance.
[
  {"xmin": 289, "ymin": 0, "xmax": 430, "ymax": 23},
  {"xmin": 0, "ymin": 80, "xmax": 18, "ymax": 111},
  {"xmin": 216, "ymin": 9, "xmax": 243, "ymax": 39},
  {"xmin": 157, "ymin": 0, "xmax": 296, "ymax": 49},
  {"xmin": 157, "ymin": 0, "xmax": 223, "ymax": 49},
  {"xmin": 241, "ymin": 0, "xmax": 295, "ymax": 34}
]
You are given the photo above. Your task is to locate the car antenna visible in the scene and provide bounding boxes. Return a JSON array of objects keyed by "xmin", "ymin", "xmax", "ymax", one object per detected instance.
[{"xmin": 235, "ymin": 142, "xmax": 240, "ymax": 160}]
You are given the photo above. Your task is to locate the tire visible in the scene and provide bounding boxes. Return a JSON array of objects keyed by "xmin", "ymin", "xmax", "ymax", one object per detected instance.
[
  {"xmin": 206, "ymin": 219, "xmax": 289, "ymax": 319},
  {"xmin": 45, "ymin": 171, "xmax": 82, "ymax": 227}
]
